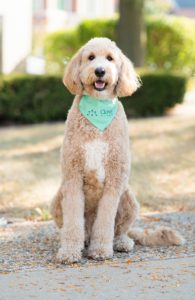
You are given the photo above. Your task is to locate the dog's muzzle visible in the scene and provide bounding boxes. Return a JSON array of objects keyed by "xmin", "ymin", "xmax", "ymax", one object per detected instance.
[{"xmin": 94, "ymin": 68, "xmax": 107, "ymax": 91}]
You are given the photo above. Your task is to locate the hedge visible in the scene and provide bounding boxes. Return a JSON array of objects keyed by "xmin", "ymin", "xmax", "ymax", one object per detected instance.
[
  {"xmin": 0, "ymin": 72, "xmax": 187, "ymax": 124},
  {"xmin": 44, "ymin": 16, "xmax": 195, "ymax": 74},
  {"xmin": 0, "ymin": 75, "xmax": 72, "ymax": 124},
  {"xmin": 122, "ymin": 72, "xmax": 187, "ymax": 117}
]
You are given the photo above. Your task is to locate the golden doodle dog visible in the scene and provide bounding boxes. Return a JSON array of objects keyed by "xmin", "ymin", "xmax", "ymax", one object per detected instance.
[{"xmin": 50, "ymin": 37, "xmax": 185, "ymax": 263}]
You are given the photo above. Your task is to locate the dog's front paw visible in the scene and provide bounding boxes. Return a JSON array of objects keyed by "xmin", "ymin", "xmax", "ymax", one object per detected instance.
[
  {"xmin": 88, "ymin": 242, "xmax": 113, "ymax": 260},
  {"xmin": 56, "ymin": 246, "xmax": 82, "ymax": 264}
]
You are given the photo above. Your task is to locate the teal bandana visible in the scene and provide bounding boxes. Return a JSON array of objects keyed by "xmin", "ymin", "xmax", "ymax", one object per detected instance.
[{"xmin": 79, "ymin": 95, "xmax": 118, "ymax": 131}]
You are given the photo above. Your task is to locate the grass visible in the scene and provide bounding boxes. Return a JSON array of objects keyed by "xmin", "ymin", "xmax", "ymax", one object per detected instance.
[{"xmin": 0, "ymin": 115, "xmax": 195, "ymax": 220}]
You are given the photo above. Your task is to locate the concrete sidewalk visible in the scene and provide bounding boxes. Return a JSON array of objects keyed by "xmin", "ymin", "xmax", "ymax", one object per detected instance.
[
  {"xmin": 0, "ymin": 256, "xmax": 194, "ymax": 300},
  {"xmin": 0, "ymin": 212, "xmax": 194, "ymax": 299}
]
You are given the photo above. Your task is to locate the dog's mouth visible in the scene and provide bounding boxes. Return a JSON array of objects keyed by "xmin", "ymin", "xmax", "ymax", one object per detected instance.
[{"xmin": 93, "ymin": 80, "xmax": 107, "ymax": 91}]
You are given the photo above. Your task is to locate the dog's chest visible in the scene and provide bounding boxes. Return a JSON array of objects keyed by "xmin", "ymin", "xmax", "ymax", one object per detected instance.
[
  {"xmin": 83, "ymin": 139, "xmax": 108, "ymax": 211},
  {"xmin": 83, "ymin": 139, "xmax": 108, "ymax": 183}
]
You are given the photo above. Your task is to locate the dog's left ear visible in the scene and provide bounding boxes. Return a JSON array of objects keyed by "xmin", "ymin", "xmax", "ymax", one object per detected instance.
[
  {"xmin": 116, "ymin": 51, "xmax": 140, "ymax": 98},
  {"xmin": 63, "ymin": 47, "xmax": 83, "ymax": 95}
]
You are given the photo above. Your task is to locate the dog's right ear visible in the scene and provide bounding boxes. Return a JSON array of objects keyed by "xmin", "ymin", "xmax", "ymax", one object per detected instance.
[{"xmin": 63, "ymin": 48, "xmax": 83, "ymax": 95}]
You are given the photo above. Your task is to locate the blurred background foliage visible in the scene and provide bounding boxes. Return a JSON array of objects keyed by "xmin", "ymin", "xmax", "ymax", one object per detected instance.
[
  {"xmin": 0, "ymin": 0, "xmax": 194, "ymax": 124},
  {"xmin": 0, "ymin": 72, "xmax": 186, "ymax": 123},
  {"xmin": 44, "ymin": 16, "xmax": 195, "ymax": 75},
  {"xmin": 145, "ymin": 0, "xmax": 175, "ymax": 14}
]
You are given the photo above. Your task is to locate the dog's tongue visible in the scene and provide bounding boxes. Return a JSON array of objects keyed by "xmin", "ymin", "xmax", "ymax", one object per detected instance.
[{"xmin": 95, "ymin": 80, "xmax": 105, "ymax": 89}]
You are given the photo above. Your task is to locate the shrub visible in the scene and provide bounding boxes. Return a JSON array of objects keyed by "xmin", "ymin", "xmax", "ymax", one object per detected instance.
[
  {"xmin": 0, "ymin": 72, "xmax": 187, "ymax": 124},
  {"xmin": 78, "ymin": 18, "xmax": 117, "ymax": 44},
  {"xmin": 0, "ymin": 75, "xmax": 73, "ymax": 124},
  {"xmin": 122, "ymin": 72, "xmax": 187, "ymax": 117},
  {"xmin": 44, "ymin": 16, "xmax": 195, "ymax": 74},
  {"xmin": 44, "ymin": 29, "xmax": 80, "ymax": 74},
  {"xmin": 147, "ymin": 16, "xmax": 195, "ymax": 73}
]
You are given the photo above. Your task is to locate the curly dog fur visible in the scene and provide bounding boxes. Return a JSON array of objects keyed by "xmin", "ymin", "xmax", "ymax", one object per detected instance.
[{"xmin": 50, "ymin": 38, "xmax": 185, "ymax": 263}]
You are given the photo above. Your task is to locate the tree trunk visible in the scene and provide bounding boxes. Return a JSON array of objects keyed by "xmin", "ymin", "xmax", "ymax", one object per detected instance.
[{"xmin": 117, "ymin": 0, "xmax": 146, "ymax": 67}]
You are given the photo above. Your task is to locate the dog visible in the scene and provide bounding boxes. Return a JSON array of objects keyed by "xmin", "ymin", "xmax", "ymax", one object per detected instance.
[{"xmin": 50, "ymin": 37, "xmax": 185, "ymax": 263}]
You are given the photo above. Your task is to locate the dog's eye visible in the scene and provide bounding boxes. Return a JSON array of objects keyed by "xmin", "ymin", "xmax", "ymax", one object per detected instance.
[
  {"xmin": 107, "ymin": 55, "xmax": 113, "ymax": 61},
  {"xmin": 88, "ymin": 55, "xmax": 95, "ymax": 61}
]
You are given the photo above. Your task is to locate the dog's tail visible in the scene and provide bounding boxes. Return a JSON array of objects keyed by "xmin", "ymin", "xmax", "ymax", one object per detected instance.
[
  {"xmin": 128, "ymin": 226, "xmax": 185, "ymax": 246},
  {"xmin": 50, "ymin": 188, "xmax": 63, "ymax": 228}
]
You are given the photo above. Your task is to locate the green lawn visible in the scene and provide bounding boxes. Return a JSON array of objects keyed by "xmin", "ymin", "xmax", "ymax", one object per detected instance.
[{"xmin": 0, "ymin": 115, "xmax": 194, "ymax": 220}]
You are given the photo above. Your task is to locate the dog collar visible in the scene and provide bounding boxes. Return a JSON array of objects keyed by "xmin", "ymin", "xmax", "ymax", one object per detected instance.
[{"xmin": 79, "ymin": 95, "xmax": 118, "ymax": 131}]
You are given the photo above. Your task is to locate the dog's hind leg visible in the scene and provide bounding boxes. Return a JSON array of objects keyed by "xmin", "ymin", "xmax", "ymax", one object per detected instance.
[
  {"xmin": 114, "ymin": 189, "xmax": 140, "ymax": 252},
  {"xmin": 50, "ymin": 188, "xmax": 63, "ymax": 228},
  {"xmin": 114, "ymin": 190, "xmax": 185, "ymax": 248}
]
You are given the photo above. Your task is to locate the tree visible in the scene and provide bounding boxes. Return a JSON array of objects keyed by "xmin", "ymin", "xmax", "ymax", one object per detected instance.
[{"xmin": 117, "ymin": 0, "xmax": 146, "ymax": 67}]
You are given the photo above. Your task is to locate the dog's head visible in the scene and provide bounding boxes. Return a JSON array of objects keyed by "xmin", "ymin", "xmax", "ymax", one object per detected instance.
[{"xmin": 63, "ymin": 37, "xmax": 140, "ymax": 99}]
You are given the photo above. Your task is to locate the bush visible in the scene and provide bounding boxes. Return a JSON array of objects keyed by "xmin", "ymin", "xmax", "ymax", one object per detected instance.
[
  {"xmin": 44, "ymin": 29, "xmax": 80, "ymax": 74},
  {"xmin": 122, "ymin": 72, "xmax": 187, "ymax": 117},
  {"xmin": 0, "ymin": 72, "xmax": 187, "ymax": 124},
  {"xmin": 147, "ymin": 16, "xmax": 195, "ymax": 73},
  {"xmin": 0, "ymin": 75, "xmax": 73, "ymax": 124},
  {"xmin": 78, "ymin": 18, "xmax": 117, "ymax": 44},
  {"xmin": 44, "ymin": 16, "xmax": 195, "ymax": 74}
]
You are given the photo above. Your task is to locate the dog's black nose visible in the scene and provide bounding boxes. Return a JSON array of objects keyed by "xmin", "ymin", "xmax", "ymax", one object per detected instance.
[{"xmin": 95, "ymin": 67, "xmax": 105, "ymax": 77}]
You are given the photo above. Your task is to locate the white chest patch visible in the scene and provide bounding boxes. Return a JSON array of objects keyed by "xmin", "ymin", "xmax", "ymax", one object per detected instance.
[{"xmin": 84, "ymin": 139, "xmax": 108, "ymax": 183}]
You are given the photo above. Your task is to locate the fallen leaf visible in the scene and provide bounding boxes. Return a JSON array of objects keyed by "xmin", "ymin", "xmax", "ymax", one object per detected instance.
[{"xmin": 126, "ymin": 259, "xmax": 132, "ymax": 264}]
